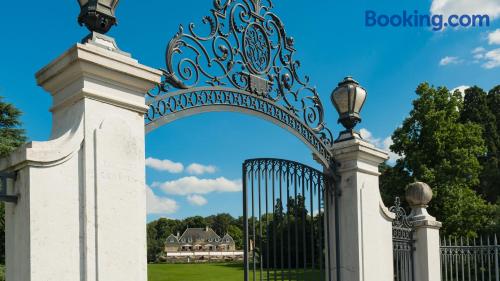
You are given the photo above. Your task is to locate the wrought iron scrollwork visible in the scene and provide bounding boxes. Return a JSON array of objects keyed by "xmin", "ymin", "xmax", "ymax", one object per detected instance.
[
  {"xmin": 146, "ymin": 0, "xmax": 334, "ymax": 166},
  {"xmin": 389, "ymin": 197, "xmax": 413, "ymax": 230},
  {"xmin": 390, "ymin": 197, "xmax": 415, "ymax": 281}
]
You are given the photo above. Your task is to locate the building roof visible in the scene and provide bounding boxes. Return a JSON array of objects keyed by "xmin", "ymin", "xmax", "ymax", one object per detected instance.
[
  {"xmin": 179, "ymin": 227, "xmax": 221, "ymax": 243},
  {"xmin": 165, "ymin": 227, "xmax": 235, "ymax": 246},
  {"xmin": 165, "ymin": 234, "xmax": 179, "ymax": 245},
  {"xmin": 221, "ymin": 233, "xmax": 235, "ymax": 243}
]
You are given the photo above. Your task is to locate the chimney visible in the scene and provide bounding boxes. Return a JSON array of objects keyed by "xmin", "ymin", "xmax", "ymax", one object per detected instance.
[
  {"xmin": 205, "ymin": 226, "xmax": 209, "ymax": 232},
  {"xmin": 177, "ymin": 231, "xmax": 180, "ymax": 239}
]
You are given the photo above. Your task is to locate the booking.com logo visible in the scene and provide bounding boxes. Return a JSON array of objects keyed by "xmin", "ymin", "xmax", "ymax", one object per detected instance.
[{"xmin": 365, "ymin": 10, "xmax": 490, "ymax": 31}]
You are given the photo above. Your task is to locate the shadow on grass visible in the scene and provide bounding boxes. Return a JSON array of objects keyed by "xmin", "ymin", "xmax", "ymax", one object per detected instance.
[
  {"xmin": 212, "ymin": 263, "xmax": 245, "ymax": 270},
  {"xmin": 213, "ymin": 263, "xmax": 323, "ymax": 281}
]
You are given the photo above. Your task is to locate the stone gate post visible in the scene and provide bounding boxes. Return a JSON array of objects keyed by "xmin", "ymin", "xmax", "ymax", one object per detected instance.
[
  {"xmin": 406, "ymin": 182, "xmax": 442, "ymax": 281},
  {"xmin": 329, "ymin": 138, "xmax": 395, "ymax": 281},
  {"xmin": 0, "ymin": 34, "xmax": 161, "ymax": 281}
]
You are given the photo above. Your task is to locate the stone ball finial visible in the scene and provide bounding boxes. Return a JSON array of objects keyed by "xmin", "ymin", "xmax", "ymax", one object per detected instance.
[{"xmin": 405, "ymin": 181, "xmax": 433, "ymax": 208}]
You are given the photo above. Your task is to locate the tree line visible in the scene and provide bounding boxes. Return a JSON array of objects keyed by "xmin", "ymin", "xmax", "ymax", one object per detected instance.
[
  {"xmin": 380, "ymin": 83, "xmax": 500, "ymax": 237},
  {"xmin": 148, "ymin": 195, "xmax": 327, "ymax": 268},
  {"xmin": 147, "ymin": 213, "xmax": 244, "ymax": 262}
]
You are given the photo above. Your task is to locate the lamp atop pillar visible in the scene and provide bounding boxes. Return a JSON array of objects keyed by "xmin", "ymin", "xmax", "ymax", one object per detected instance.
[
  {"xmin": 77, "ymin": 0, "xmax": 120, "ymax": 34},
  {"xmin": 331, "ymin": 76, "xmax": 367, "ymax": 142},
  {"xmin": 76, "ymin": 0, "xmax": 127, "ymax": 55}
]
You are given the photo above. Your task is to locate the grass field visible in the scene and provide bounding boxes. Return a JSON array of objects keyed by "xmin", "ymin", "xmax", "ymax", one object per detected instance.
[
  {"xmin": 148, "ymin": 263, "xmax": 243, "ymax": 281},
  {"xmin": 148, "ymin": 263, "xmax": 321, "ymax": 281},
  {"xmin": 0, "ymin": 263, "xmax": 319, "ymax": 281}
]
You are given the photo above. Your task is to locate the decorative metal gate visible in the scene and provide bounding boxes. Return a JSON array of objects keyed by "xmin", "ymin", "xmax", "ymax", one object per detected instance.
[
  {"xmin": 390, "ymin": 197, "xmax": 414, "ymax": 281},
  {"xmin": 144, "ymin": 0, "xmax": 335, "ymax": 169},
  {"xmin": 242, "ymin": 158, "xmax": 335, "ymax": 281},
  {"xmin": 142, "ymin": 0, "xmax": 342, "ymax": 279}
]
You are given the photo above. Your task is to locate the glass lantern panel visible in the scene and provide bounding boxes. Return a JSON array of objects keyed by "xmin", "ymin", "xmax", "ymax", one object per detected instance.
[
  {"xmin": 353, "ymin": 87, "xmax": 367, "ymax": 114},
  {"xmin": 333, "ymin": 87, "xmax": 349, "ymax": 114},
  {"xmin": 97, "ymin": 0, "xmax": 119, "ymax": 14}
]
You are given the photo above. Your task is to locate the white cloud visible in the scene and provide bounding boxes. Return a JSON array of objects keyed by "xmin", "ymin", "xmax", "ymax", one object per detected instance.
[
  {"xmin": 430, "ymin": 0, "xmax": 500, "ymax": 20},
  {"xmin": 146, "ymin": 185, "xmax": 179, "ymax": 214},
  {"xmin": 471, "ymin": 47, "xmax": 486, "ymax": 61},
  {"xmin": 152, "ymin": 176, "xmax": 241, "ymax": 195},
  {"xmin": 439, "ymin": 56, "xmax": 462, "ymax": 66},
  {"xmin": 451, "ymin": 85, "xmax": 470, "ymax": 96},
  {"xmin": 187, "ymin": 163, "xmax": 217, "ymax": 175},
  {"xmin": 472, "ymin": 47, "xmax": 486, "ymax": 54},
  {"xmin": 482, "ymin": 48, "xmax": 500, "ymax": 69},
  {"xmin": 488, "ymin": 29, "xmax": 500, "ymax": 45},
  {"xmin": 359, "ymin": 128, "xmax": 401, "ymax": 164},
  {"xmin": 187, "ymin": 194, "xmax": 208, "ymax": 206},
  {"xmin": 470, "ymin": 46, "xmax": 500, "ymax": 68},
  {"xmin": 473, "ymin": 53, "xmax": 484, "ymax": 60},
  {"xmin": 145, "ymin": 157, "xmax": 184, "ymax": 173}
]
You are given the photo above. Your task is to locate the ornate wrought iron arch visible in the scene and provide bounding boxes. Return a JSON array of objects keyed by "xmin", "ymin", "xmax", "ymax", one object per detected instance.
[{"xmin": 145, "ymin": 0, "xmax": 335, "ymax": 167}]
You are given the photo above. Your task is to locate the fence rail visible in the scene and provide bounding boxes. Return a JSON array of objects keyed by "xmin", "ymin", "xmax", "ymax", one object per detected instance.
[{"xmin": 441, "ymin": 235, "xmax": 499, "ymax": 281}]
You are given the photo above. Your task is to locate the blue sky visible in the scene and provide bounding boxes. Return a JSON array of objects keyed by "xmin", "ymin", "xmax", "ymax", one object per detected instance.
[{"xmin": 0, "ymin": 0, "xmax": 499, "ymax": 221}]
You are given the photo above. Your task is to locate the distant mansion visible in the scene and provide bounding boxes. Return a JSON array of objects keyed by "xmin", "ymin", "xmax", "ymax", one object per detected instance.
[{"xmin": 165, "ymin": 227, "xmax": 237, "ymax": 253}]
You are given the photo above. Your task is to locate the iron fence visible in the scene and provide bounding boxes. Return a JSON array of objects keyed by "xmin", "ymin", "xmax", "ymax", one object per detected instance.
[{"xmin": 441, "ymin": 235, "xmax": 499, "ymax": 281}]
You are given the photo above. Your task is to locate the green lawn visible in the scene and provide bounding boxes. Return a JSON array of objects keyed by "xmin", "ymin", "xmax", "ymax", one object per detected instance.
[
  {"xmin": 148, "ymin": 263, "xmax": 322, "ymax": 281},
  {"xmin": 148, "ymin": 263, "xmax": 243, "ymax": 281},
  {"xmin": 0, "ymin": 263, "xmax": 319, "ymax": 281}
]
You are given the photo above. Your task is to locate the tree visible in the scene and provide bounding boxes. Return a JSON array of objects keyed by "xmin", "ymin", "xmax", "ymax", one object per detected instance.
[
  {"xmin": 0, "ymin": 97, "xmax": 26, "ymax": 264},
  {"xmin": 146, "ymin": 221, "xmax": 162, "ymax": 263},
  {"xmin": 210, "ymin": 213, "xmax": 233, "ymax": 235},
  {"xmin": 0, "ymin": 97, "xmax": 26, "ymax": 157},
  {"xmin": 486, "ymin": 85, "xmax": 500, "ymax": 234},
  {"xmin": 182, "ymin": 216, "xmax": 206, "ymax": 229},
  {"xmin": 227, "ymin": 225, "xmax": 243, "ymax": 249},
  {"xmin": 488, "ymin": 85, "xmax": 500, "ymax": 129},
  {"xmin": 379, "ymin": 163, "xmax": 412, "ymax": 207},
  {"xmin": 383, "ymin": 83, "xmax": 495, "ymax": 236},
  {"xmin": 460, "ymin": 86, "xmax": 500, "ymax": 203}
]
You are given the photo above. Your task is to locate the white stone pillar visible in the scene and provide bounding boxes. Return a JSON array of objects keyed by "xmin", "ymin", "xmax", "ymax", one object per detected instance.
[
  {"xmin": 0, "ymin": 34, "xmax": 162, "ymax": 281},
  {"xmin": 329, "ymin": 138, "xmax": 395, "ymax": 281},
  {"xmin": 405, "ymin": 182, "xmax": 442, "ymax": 281}
]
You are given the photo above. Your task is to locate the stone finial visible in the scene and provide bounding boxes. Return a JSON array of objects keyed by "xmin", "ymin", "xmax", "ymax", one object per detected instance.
[
  {"xmin": 405, "ymin": 181, "xmax": 440, "ymax": 225},
  {"xmin": 405, "ymin": 181, "xmax": 433, "ymax": 208}
]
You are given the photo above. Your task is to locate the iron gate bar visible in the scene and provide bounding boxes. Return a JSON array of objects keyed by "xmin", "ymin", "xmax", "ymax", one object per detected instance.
[
  {"xmin": 318, "ymin": 171, "xmax": 324, "ymax": 281},
  {"xmin": 286, "ymin": 161, "xmax": 293, "ymax": 281},
  {"xmin": 243, "ymin": 158, "xmax": 336, "ymax": 281}
]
